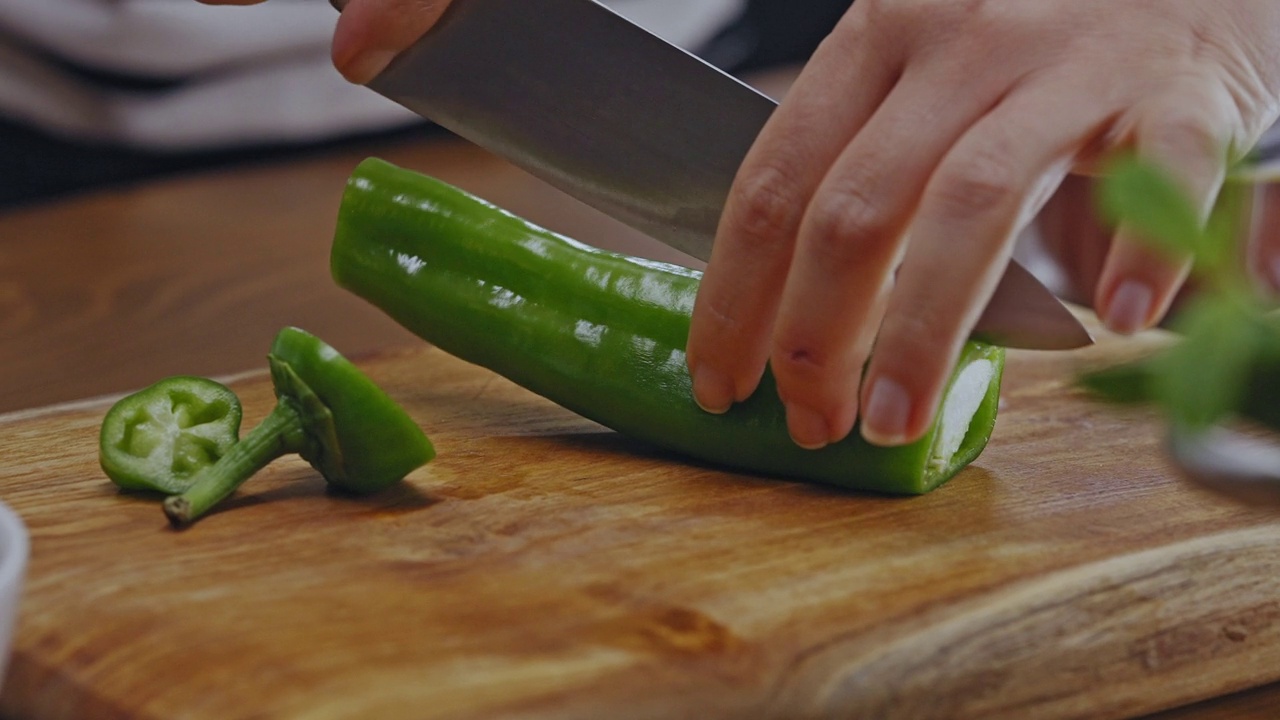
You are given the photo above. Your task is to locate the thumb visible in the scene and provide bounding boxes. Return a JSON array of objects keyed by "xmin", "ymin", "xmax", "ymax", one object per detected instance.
[{"xmin": 333, "ymin": 0, "xmax": 452, "ymax": 84}]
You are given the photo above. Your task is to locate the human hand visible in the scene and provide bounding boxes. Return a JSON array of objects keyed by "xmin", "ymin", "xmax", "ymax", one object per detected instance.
[
  {"xmin": 196, "ymin": 0, "xmax": 452, "ymax": 84},
  {"xmin": 685, "ymin": 0, "xmax": 1280, "ymax": 450},
  {"xmin": 1038, "ymin": 174, "xmax": 1280, "ymax": 318}
]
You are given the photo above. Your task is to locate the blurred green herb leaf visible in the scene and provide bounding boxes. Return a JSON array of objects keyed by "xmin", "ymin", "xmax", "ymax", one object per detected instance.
[
  {"xmin": 1098, "ymin": 154, "xmax": 1206, "ymax": 261},
  {"xmin": 1150, "ymin": 296, "xmax": 1256, "ymax": 430},
  {"xmin": 1201, "ymin": 179, "xmax": 1254, "ymax": 281},
  {"xmin": 1077, "ymin": 361, "xmax": 1151, "ymax": 405},
  {"xmin": 1086, "ymin": 154, "xmax": 1269, "ymax": 432}
]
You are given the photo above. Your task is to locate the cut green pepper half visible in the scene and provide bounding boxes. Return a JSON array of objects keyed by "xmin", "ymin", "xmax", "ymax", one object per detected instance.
[
  {"xmin": 268, "ymin": 325, "xmax": 438, "ymax": 494},
  {"xmin": 331, "ymin": 158, "xmax": 1005, "ymax": 495},
  {"xmin": 99, "ymin": 377, "xmax": 242, "ymax": 494},
  {"xmin": 162, "ymin": 327, "xmax": 436, "ymax": 526}
]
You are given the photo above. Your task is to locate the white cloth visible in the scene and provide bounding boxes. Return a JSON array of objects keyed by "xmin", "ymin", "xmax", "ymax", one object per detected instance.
[
  {"xmin": 4, "ymin": 1, "xmax": 1275, "ymax": 155},
  {"xmin": 608, "ymin": 0, "xmax": 742, "ymax": 49},
  {"xmin": 0, "ymin": 0, "xmax": 747, "ymax": 150}
]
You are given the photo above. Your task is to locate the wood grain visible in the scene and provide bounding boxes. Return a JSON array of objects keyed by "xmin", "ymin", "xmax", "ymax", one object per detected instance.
[
  {"xmin": 1, "ymin": 329, "xmax": 1278, "ymax": 720},
  {"xmin": 2, "ymin": 129, "xmax": 1279, "ymax": 716}
]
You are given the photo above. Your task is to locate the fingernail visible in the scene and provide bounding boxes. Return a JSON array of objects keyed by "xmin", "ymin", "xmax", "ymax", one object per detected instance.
[
  {"xmin": 786, "ymin": 404, "xmax": 830, "ymax": 450},
  {"xmin": 861, "ymin": 377, "xmax": 911, "ymax": 446},
  {"xmin": 340, "ymin": 48, "xmax": 398, "ymax": 85},
  {"xmin": 691, "ymin": 365, "xmax": 735, "ymax": 414},
  {"xmin": 1104, "ymin": 280, "xmax": 1153, "ymax": 335}
]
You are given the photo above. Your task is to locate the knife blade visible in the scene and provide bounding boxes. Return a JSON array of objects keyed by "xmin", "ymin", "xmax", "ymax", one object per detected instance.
[{"xmin": 335, "ymin": 0, "xmax": 1093, "ymax": 350}]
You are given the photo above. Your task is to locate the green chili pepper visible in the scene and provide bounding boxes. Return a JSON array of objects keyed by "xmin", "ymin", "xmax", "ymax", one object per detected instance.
[
  {"xmin": 99, "ymin": 376, "xmax": 242, "ymax": 494},
  {"xmin": 330, "ymin": 158, "xmax": 1005, "ymax": 494},
  {"xmin": 161, "ymin": 326, "xmax": 435, "ymax": 526}
]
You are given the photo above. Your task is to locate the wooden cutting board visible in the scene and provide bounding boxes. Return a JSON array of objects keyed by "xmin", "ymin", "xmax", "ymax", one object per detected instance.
[{"xmin": 1, "ymin": 330, "xmax": 1278, "ymax": 720}]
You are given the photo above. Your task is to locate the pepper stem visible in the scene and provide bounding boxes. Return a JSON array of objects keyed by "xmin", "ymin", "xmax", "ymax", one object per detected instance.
[{"xmin": 163, "ymin": 402, "xmax": 308, "ymax": 527}]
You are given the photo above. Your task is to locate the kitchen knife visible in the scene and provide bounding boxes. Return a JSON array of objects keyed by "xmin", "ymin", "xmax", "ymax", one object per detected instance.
[{"xmin": 332, "ymin": 0, "xmax": 1093, "ymax": 350}]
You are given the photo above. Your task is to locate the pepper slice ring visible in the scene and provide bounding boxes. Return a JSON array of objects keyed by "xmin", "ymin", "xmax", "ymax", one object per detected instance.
[{"xmin": 99, "ymin": 376, "xmax": 242, "ymax": 494}]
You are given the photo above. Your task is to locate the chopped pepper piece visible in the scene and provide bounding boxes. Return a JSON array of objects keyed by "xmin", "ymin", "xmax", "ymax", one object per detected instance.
[
  {"xmin": 331, "ymin": 158, "xmax": 1005, "ymax": 494},
  {"xmin": 99, "ymin": 377, "xmax": 242, "ymax": 494},
  {"xmin": 160, "ymin": 327, "xmax": 435, "ymax": 526}
]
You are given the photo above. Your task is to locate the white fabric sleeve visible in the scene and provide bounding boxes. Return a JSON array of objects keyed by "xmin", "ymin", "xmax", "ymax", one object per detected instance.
[
  {"xmin": 0, "ymin": 0, "xmax": 748, "ymax": 150},
  {"xmin": 0, "ymin": 0, "xmax": 336, "ymax": 77},
  {"xmin": 0, "ymin": 34, "xmax": 420, "ymax": 150}
]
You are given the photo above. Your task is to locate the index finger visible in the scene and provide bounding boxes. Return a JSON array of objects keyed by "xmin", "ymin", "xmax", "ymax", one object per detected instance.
[{"xmin": 686, "ymin": 12, "xmax": 902, "ymax": 413}]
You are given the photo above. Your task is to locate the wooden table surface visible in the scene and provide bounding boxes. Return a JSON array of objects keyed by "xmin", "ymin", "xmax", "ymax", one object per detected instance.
[{"xmin": 1, "ymin": 132, "xmax": 1278, "ymax": 718}]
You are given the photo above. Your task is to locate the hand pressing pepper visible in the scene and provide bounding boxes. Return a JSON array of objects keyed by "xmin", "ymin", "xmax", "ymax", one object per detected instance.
[
  {"xmin": 197, "ymin": 0, "xmax": 1280, "ymax": 454},
  {"xmin": 331, "ymin": 158, "xmax": 1005, "ymax": 495},
  {"xmin": 99, "ymin": 327, "xmax": 434, "ymax": 526}
]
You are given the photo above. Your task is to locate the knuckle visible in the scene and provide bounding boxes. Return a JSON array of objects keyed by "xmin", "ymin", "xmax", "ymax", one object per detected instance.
[
  {"xmin": 929, "ymin": 151, "xmax": 1021, "ymax": 220},
  {"xmin": 804, "ymin": 185, "xmax": 896, "ymax": 268},
  {"xmin": 689, "ymin": 289, "xmax": 773, "ymax": 368},
  {"xmin": 770, "ymin": 334, "xmax": 833, "ymax": 389},
  {"xmin": 728, "ymin": 164, "xmax": 806, "ymax": 251},
  {"xmin": 1133, "ymin": 105, "xmax": 1229, "ymax": 201},
  {"xmin": 877, "ymin": 305, "xmax": 948, "ymax": 358},
  {"xmin": 770, "ymin": 323, "xmax": 869, "ymax": 395},
  {"xmin": 772, "ymin": 341, "xmax": 824, "ymax": 376},
  {"xmin": 700, "ymin": 294, "xmax": 747, "ymax": 335},
  {"xmin": 1141, "ymin": 111, "xmax": 1221, "ymax": 164}
]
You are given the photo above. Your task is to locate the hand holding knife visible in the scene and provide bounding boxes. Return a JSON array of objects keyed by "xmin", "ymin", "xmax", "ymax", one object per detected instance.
[
  {"xmin": 320, "ymin": 0, "xmax": 1096, "ymax": 451},
  {"xmin": 196, "ymin": 0, "xmax": 1280, "ymax": 450}
]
